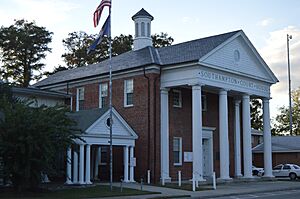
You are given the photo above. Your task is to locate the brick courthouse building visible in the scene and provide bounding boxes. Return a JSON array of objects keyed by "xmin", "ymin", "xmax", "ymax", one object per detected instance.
[{"xmin": 35, "ymin": 9, "xmax": 278, "ymax": 184}]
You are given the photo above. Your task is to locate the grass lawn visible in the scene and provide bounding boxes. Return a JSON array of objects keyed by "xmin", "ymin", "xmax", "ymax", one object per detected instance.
[{"xmin": 0, "ymin": 185, "xmax": 159, "ymax": 199}]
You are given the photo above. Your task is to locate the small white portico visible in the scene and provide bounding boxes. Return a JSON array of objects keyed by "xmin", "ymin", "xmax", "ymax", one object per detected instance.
[
  {"xmin": 160, "ymin": 31, "xmax": 278, "ymax": 182},
  {"xmin": 65, "ymin": 107, "xmax": 138, "ymax": 185}
]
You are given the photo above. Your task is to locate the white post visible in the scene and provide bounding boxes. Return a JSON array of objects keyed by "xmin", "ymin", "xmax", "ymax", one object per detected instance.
[
  {"xmin": 160, "ymin": 88, "xmax": 171, "ymax": 182},
  {"xmin": 94, "ymin": 147, "xmax": 100, "ymax": 180},
  {"xmin": 178, "ymin": 171, "xmax": 181, "ymax": 187},
  {"xmin": 192, "ymin": 85, "xmax": 203, "ymax": 182},
  {"xmin": 73, "ymin": 151, "xmax": 78, "ymax": 183},
  {"xmin": 212, "ymin": 172, "xmax": 216, "ymax": 190},
  {"xmin": 263, "ymin": 98, "xmax": 274, "ymax": 178},
  {"xmin": 85, "ymin": 145, "xmax": 92, "ymax": 184},
  {"xmin": 147, "ymin": 170, "xmax": 150, "ymax": 184},
  {"xmin": 123, "ymin": 146, "xmax": 129, "ymax": 182},
  {"xmin": 234, "ymin": 100, "xmax": 242, "ymax": 177},
  {"xmin": 79, "ymin": 144, "xmax": 85, "ymax": 184},
  {"xmin": 219, "ymin": 89, "xmax": 231, "ymax": 180},
  {"xmin": 129, "ymin": 146, "xmax": 135, "ymax": 182},
  {"xmin": 242, "ymin": 94, "xmax": 253, "ymax": 178},
  {"xmin": 65, "ymin": 147, "xmax": 72, "ymax": 184},
  {"xmin": 192, "ymin": 173, "xmax": 196, "ymax": 192}
]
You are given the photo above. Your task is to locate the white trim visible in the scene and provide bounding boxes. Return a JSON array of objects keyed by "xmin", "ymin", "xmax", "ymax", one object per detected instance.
[
  {"xmin": 172, "ymin": 89, "xmax": 182, "ymax": 108},
  {"xmin": 173, "ymin": 137, "xmax": 182, "ymax": 166}
]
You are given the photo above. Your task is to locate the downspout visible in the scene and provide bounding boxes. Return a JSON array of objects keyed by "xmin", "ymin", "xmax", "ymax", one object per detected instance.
[
  {"xmin": 143, "ymin": 67, "xmax": 151, "ymax": 173},
  {"xmin": 153, "ymin": 66, "xmax": 161, "ymax": 183}
]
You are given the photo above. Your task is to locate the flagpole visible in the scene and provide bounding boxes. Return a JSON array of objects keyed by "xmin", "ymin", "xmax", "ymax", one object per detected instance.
[{"xmin": 108, "ymin": 0, "xmax": 113, "ymax": 192}]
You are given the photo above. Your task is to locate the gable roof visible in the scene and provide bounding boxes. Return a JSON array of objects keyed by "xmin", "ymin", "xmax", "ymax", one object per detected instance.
[
  {"xmin": 35, "ymin": 30, "xmax": 262, "ymax": 87},
  {"xmin": 253, "ymin": 136, "xmax": 300, "ymax": 153}
]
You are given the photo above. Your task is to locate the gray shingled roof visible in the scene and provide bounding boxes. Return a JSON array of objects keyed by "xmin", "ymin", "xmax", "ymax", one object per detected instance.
[
  {"xmin": 132, "ymin": 8, "xmax": 154, "ymax": 20},
  {"xmin": 253, "ymin": 136, "xmax": 300, "ymax": 153},
  {"xmin": 68, "ymin": 107, "xmax": 108, "ymax": 133},
  {"xmin": 35, "ymin": 30, "xmax": 240, "ymax": 87}
]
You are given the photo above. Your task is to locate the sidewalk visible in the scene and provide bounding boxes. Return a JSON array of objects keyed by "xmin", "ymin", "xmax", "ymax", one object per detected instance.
[{"xmin": 98, "ymin": 180, "xmax": 300, "ymax": 199}]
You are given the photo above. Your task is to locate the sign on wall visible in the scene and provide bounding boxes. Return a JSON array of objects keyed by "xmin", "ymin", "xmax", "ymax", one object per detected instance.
[{"xmin": 184, "ymin": 152, "xmax": 193, "ymax": 162}]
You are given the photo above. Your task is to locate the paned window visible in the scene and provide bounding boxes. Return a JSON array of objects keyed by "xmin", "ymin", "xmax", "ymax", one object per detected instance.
[
  {"xmin": 173, "ymin": 90, "xmax": 182, "ymax": 108},
  {"xmin": 76, "ymin": 87, "xmax": 84, "ymax": 111},
  {"xmin": 173, "ymin": 137, "xmax": 182, "ymax": 166},
  {"xmin": 124, "ymin": 79, "xmax": 133, "ymax": 107},
  {"xmin": 99, "ymin": 83, "xmax": 108, "ymax": 108}
]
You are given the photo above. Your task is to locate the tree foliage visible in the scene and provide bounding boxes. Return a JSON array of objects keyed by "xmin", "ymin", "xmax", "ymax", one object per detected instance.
[
  {"xmin": 0, "ymin": 85, "xmax": 78, "ymax": 191},
  {"xmin": 58, "ymin": 31, "xmax": 174, "ymax": 72},
  {"xmin": 273, "ymin": 87, "xmax": 300, "ymax": 135},
  {"xmin": 250, "ymin": 99, "xmax": 263, "ymax": 130},
  {"xmin": 0, "ymin": 19, "xmax": 53, "ymax": 87}
]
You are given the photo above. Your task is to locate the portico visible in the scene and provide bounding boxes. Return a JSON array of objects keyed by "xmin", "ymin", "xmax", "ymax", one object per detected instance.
[
  {"xmin": 65, "ymin": 108, "xmax": 138, "ymax": 185},
  {"xmin": 159, "ymin": 31, "xmax": 278, "ymax": 182}
]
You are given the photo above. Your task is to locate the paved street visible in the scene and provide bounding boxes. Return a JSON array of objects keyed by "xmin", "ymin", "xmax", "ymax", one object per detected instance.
[{"xmin": 214, "ymin": 189, "xmax": 300, "ymax": 199}]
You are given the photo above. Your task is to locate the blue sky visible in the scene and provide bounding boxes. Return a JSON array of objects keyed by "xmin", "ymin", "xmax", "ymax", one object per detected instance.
[{"xmin": 1, "ymin": 0, "xmax": 300, "ymax": 118}]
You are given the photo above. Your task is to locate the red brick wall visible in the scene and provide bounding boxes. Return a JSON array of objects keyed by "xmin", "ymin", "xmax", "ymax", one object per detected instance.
[{"xmin": 253, "ymin": 152, "xmax": 300, "ymax": 168}]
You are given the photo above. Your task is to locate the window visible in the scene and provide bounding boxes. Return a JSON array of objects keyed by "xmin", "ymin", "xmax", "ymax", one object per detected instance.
[
  {"xmin": 283, "ymin": 165, "xmax": 291, "ymax": 170},
  {"xmin": 76, "ymin": 87, "xmax": 84, "ymax": 111},
  {"xmin": 135, "ymin": 23, "xmax": 139, "ymax": 37},
  {"xmin": 100, "ymin": 146, "xmax": 108, "ymax": 165},
  {"xmin": 99, "ymin": 83, "xmax": 108, "ymax": 108},
  {"xmin": 173, "ymin": 137, "xmax": 182, "ymax": 166},
  {"xmin": 273, "ymin": 165, "xmax": 282, "ymax": 170},
  {"xmin": 173, "ymin": 90, "xmax": 182, "ymax": 108},
  {"xmin": 202, "ymin": 95, "xmax": 207, "ymax": 111},
  {"xmin": 124, "ymin": 79, "xmax": 133, "ymax": 107},
  {"xmin": 141, "ymin": 22, "xmax": 145, "ymax": 36}
]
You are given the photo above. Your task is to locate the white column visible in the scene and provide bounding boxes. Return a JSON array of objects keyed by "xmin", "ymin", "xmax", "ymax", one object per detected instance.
[
  {"xmin": 65, "ymin": 147, "xmax": 72, "ymax": 184},
  {"xmin": 263, "ymin": 98, "xmax": 274, "ymax": 177},
  {"xmin": 234, "ymin": 100, "xmax": 243, "ymax": 177},
  {"xmin": 73, "ymin": 151, "xmax": 78, "ymax": 183},
  {"xmin": 129, "ymin": 146, "xmax": 135, "ymax": 182},
  {"xmin": 219, "ymin": 89, "xmax": 231, "ymax": 180},
  {"xmin": 242, "ymin": 94, "xmax": 253, "ymax": 178},
  {"xmin": 192, "ymin": 85, "xmax": 203, "ymax": 181},
  {"xmin": 123, "ymin": 146, "xmax": 129, "ymax": 182},
  {"xmin": 85, "ymin": 144, "xmax": 92, "ymax": 184},
  {"xmin": 160, "ymin": 88, "xmax": 171, "ymax": 181},
  {"xmin": 94, "ymin": 147, "xmax": 100, "ymax": 180},
  {"xmin": 79, "ymin": 144, "xmax": 85, "ymax": 184}
]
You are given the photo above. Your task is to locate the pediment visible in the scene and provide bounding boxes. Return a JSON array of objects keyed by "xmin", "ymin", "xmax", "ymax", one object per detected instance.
[
  {"xmin": 85, "ymin": 107, "xmax": 138, "ymax": 139},
  {"xmin": 199, "ymin": 32, "xmax": 278, "ymax": 84}
]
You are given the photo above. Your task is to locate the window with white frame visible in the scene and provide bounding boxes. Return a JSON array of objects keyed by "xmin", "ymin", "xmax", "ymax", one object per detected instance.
[
  {"xmin": 202, "ymin": 95, "xmax": 207, "ymax": 111},
  {"xmin": 173, "ymin": 137, "xmax": 182, "ymax": 166},
  {"xmin": 173, "ymin": 90, "xmax": 182, "ymax": 108},
  {"xmin": 99, "ymin": 83, "xmax": 108, "ymax": 108},
  {"xmin": 124, "ymin": 79, "xmax": 133, "ymax": 107},
  {"xmin": 76, "ymin": 87, "xmax": 84, "ymax": 111}
]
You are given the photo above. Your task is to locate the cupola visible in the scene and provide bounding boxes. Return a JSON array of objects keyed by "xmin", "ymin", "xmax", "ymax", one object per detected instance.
[{"xmin": 132, "ymin": 8, "xmax": 154, "ymax": 51}]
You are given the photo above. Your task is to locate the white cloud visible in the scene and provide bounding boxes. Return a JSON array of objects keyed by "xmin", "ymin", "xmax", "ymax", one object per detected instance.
[
  {"xmin": 258, "ymin": 18, "xmax": 273, "ymax": 27},
  {"xmin": 259, "ymin": 26, "xmax": 300, "ymax": 118}
]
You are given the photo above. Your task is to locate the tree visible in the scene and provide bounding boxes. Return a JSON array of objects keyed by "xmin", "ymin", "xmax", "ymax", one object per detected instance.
[
  {"xmin": 151, "ymin": 32, "xmax": 174, "ymax": 48},
  {"xmin": 0, "ymin": 19, "xmax": 53, "ymax": 87},
  {"xmin": 59, "ymin": 31, "xmax": 174, "ymax": 71},
  {"xmin": 250, "ymin": 99, "xmax": 263, "ymax": 130},
  {"xmin": 0, "ymin": 85, "xmax": 78, "ymax": 191},
  {"xmin": 273, "ymin": 87, "xmax": 300, "ymax": 135}
]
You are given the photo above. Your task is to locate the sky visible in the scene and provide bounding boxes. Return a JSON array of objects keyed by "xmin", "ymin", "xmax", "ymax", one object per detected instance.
[{"xmin": 0, "ymin": 0, "xmax": 300, "ymax": 119}]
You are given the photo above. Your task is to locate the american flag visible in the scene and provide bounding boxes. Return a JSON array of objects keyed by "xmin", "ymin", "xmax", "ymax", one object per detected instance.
[{"xmin": 93, "ymin": 0, "xmax": 111, "ymax": 28}]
